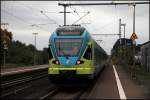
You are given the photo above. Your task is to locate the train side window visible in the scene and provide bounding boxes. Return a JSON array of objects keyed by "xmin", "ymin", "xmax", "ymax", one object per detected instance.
[
  {"xmin": 83, "ymin": 46, "xmax": 92, "ymax": 60},
  {"xmin": 47, "ymin": 48, "xmax": 53, "ymax": 59}
]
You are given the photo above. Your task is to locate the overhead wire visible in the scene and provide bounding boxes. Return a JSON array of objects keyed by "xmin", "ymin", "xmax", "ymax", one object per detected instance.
[
  {"xmin": 40, "ymin": 11, "xmax": 59, "ymax": 27},
  {"xmin": 21, "ymin": 4, "xmax": 60, "ymax": 33},
  {"xmin": 69, "ymin": 5, "xmax": 100, "ymax": 40},
  {"xmin": 72, "ymin": 11, "xmax": 90, "ymax": 24},
  {"xmin": 21, "ymin": 4, "xmax": 42, "ymax": 17},
  {"xmin": 21, "ymin": 4, "xmax": 58, "ymax": 26},
  {"xmin": 72, "ymin": 8, "xmax": 93, "ymax": 35},
  {"xmin": 1, "ymin": 9, "xmax": 31, "ymax": 25},
  {"xmin": 73, "ymin": 8, "xmax": 85, "ymax": 23},
  {"xmin": 78, "ymin": 5, "xmax": 98, "ymax": 34},
  {"xmin": 113, "ymin": 1, "xmax": 134, "ymax": 38},
  {"xmin": 68, "ymin": 5, "xmax": 90, "ymax": 30},
  {"xmin": 1, "ymin": 8, "xmax": 49, "ymax": 32},
  {"xmin": 71, "ymin": 3, "xmax": 98, "ymax": 34}
]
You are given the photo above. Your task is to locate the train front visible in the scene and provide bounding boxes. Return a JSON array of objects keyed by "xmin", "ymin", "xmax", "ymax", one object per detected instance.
[{"xmin": 48, "ymin": 25, "xmax": 94, "ymax": 80}]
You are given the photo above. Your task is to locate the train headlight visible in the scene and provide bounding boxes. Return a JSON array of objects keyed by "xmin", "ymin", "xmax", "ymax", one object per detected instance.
[
  {"xmin": 76, "ymin": 60, "xmax": 84, "ymax": 65},
  {"xmin": 52, "ymin": 60, "xmax": 60, "ymax": 65},
  {"xmin": 77, "ymin": 60, "xmax": 81, "ymax": 64}
]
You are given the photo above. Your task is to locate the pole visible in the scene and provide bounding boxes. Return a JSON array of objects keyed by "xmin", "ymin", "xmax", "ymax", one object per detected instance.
[
  {"xmin": 124, "ymin": 24, "xmax": 126, "ymax": 45},
  {"xmin": 33, "ymin": 33, "xmax": 38, "ymax": 65},
  {"xmin": 4, "ymin": 49, "xmax": 5, "ymax": 67},
  {"xmin": 1, "ymin": 23, "xmax": 9, "ymax": 68},
  {"xmin": 121, "ymin": 24, "xmax": 126, "ymax": 45},
  {"xmin": 3, "ymin": 41, "xmax": 7, "ymax": 67},
  {"xmin": 2, "ymin": 24, "xmax": 7, "ymax": 68},
  {"xmin": 121, "ymin": 24, "xmax": 126, "ymax": 58},
  {"xmin": 34, "ymin": 34, "xmax": 36, "ymax": 65},
  {"xmin": 119, "ymin": 19, "xmax": 121, "ymax": 44},
  {"xmin": 123, "ymin": 24, "xmax": 126, "ymax": 58},
  {"xmin": 133, "ymin": 4, "xmax": 136, "ymax": 67},
  {"xmin": 133, "ymin": 4, "xmax": 136, "ymax": 34},
  {"xmin": 124, "ymin": 24, "xmax": 125, "ymax": 39},
  {"xmin": 64, "ymin": 5, "xmax": 66, "ymax": 25}
]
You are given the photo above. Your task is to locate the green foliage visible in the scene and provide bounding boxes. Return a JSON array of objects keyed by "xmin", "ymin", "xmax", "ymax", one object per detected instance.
[
  {"xmin": 1, "ymin": 29, "xmax": 48, "ymax": 68},
  {"xmin": 3, "ymin": 40, "xmax": 48, "ymax": 67},
  {"xmin": 112, "ymin": 45, "xmax": 149, "ymax": 84},
  {"xmin": 112, "ymin": 46, "xmax": 134, "ymax": 65},
  {"xmin": 0, "ymin": 28, "xmax": 12, "ymax": 45}
]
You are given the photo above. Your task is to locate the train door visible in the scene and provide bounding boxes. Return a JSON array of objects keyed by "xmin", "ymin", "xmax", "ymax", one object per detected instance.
[{"xmin": 83, "ymin": 41, "xmax": 93, "ymax": 62}]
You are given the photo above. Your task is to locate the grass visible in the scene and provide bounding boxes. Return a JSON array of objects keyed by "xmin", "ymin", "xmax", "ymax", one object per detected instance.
[{"xmin": 135, "ymin": 65, "xmax": 149, "ymax": 84}]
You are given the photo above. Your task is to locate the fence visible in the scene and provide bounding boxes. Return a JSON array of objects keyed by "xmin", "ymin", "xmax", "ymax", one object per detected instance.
[{"xmin": 140, "ymin": 41, "xmax": 150, "ymax": 72}]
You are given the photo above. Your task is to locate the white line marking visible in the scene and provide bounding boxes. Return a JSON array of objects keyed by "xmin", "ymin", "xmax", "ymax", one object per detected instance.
[{"xmin": 113, "ymin": 65, "xmax": 127, "ymax": 99}]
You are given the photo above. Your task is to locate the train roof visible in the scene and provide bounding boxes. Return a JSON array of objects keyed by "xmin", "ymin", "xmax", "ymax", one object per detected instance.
[
  {"xmin": 55, "ymin": 25, "xmax": 86, "ymax": 36},
  {"xmin": 56, "ymin": 25, "xmax": 85, "ymax": 30}
]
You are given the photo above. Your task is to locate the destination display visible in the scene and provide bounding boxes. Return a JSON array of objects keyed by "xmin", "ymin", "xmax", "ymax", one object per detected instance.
[{"xmin": 57, "ymin": 30, "xmax": 82, "ymax": 36}]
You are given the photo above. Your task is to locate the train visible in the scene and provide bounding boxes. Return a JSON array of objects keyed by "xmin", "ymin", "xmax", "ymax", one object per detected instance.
[{"xmin": 47, "ymin": 25, "xmax": 107, "ymax": 81}]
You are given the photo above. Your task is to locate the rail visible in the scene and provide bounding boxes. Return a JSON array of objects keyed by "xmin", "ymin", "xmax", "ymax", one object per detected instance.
[{"xmin": 0, "ymin": 65, "xmax": 48, "ymax": 97}]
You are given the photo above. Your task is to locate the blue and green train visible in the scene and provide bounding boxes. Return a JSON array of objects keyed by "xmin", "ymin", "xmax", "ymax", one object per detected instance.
[{"xmin": 48, "ymin": 25, "xmax": 107, "ymax": 81}]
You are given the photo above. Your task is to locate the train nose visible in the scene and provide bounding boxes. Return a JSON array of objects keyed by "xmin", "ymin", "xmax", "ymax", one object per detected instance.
[
  {"xmin": 65, "ymin": 59, "xmax": 70, "ymax": 64},
  {"xmin": 58, "ymin": 57, "xmax": 78, "ymax": 65}
]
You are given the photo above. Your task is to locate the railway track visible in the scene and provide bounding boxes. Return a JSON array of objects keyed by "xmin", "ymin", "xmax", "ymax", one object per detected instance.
[
  {"xmin": 38, "ymin": 78, "xmax": 99, "ymax": 100},
  {"xmin": 0, "ymin": 66, "xmax": 48, "ymax": 98},
  {"xmin": 39, "ymin": 68, "xmax": 104, "ymax": 100},
  {"xmin": 0, "ymin": 64, "xmax": 106, "ymax": 99},
  {"xmin": 39, "ymin": 85, "xmax": 87, "ymax": 100}
]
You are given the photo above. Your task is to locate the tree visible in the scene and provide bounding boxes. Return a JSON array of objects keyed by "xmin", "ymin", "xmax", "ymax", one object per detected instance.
[
  {"xmin": 0, "ymin": 28, "xmax": 12, "ymax": 45},
  {"xmin": 0, "ymin": 28, "xmax": 13, "ymax": 66},
  {"xmin": 0, "ymin": 28, "xmax": 48, "ymax": 67},
  {"xmin": 6, "ymin": 40, "xmax": 48, "ymax": 66}
]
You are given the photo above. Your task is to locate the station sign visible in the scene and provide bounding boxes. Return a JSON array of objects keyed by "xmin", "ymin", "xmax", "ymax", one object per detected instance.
[{"xmin": 130, "ymin": 33, "xmax": 138, "ymax": 40}]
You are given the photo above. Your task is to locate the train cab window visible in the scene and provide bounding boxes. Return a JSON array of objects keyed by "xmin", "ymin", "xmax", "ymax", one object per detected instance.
[
  {"xmin": 83, "ymin": 45, "xmax": 92, "ymax": 60},
  {"xmin": 47, "ymin": 48, "xmax": 53, "ymax": 59}
]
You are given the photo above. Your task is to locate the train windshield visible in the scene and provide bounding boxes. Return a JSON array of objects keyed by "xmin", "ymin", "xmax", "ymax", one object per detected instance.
[
  {"xmin": 55, "ymin": 38, "xmax": 82, "ymax": 56},
  {"xmin": 57, "ymin": 31, "xmax": 82, "ymax": 36}
]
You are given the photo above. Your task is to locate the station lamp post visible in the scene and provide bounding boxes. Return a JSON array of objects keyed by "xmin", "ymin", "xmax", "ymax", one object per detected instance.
[
  {"xmin": 3, "ymin": 40, "xmax": 8, "ymax": 67},
  {"xmin": 121, "ymin": 24, "xmax": 126, "ymax": 45},
  {"xmin": 32, "ymin": 33, "xmax": 38, "ymax": 65}
]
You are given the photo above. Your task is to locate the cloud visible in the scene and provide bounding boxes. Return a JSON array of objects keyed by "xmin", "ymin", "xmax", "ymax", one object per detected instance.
[{"xmin": 1, "ymin": 1, "xmax": 149, "ymax": 54}]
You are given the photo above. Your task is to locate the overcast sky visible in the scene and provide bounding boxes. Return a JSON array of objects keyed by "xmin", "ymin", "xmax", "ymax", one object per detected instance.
[{"xmin": 1, "ymin": 1, "xmax": 149, "ymax": 54}]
